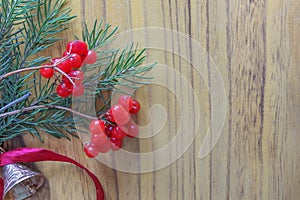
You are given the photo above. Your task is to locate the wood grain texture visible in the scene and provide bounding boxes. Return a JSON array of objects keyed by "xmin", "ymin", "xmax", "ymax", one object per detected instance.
[{"xmin": 7, "ymin": 0, "xmax": 300, "ymax": 199}]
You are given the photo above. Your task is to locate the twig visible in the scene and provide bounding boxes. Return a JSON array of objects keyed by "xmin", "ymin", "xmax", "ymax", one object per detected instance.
[
  {"xmin": 0, "ymin": 105, "xmax": 97, "ymax": 120},
  {"xmin": 0, "ymin": 91, "xmax": 32, "ymax": 113}
]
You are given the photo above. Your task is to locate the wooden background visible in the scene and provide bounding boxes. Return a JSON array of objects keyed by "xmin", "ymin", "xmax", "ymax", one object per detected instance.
[{"xmin": 9, "ymin": 0, "xmax": 300, "ymax": 199}]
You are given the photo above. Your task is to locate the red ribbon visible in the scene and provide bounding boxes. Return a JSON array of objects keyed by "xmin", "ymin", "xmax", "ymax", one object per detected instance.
[{"xmin": 0, "ymin": 148, "xmax": 104, "ymax": 200}]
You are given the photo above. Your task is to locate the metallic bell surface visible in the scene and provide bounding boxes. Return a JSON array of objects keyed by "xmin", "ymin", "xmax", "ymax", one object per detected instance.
[{"xmin": 1, "ymin": 163, "xmax": 45, "ymax": 200}]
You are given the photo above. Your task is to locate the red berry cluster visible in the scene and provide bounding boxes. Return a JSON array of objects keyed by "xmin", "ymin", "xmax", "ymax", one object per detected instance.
[
  {"xmin": 39, "ymin": 40, "xmax": 98, "ymax": 98},
  {"xmin": 84, "ymin": 95, "xmax": 141, "ymax": 158}
]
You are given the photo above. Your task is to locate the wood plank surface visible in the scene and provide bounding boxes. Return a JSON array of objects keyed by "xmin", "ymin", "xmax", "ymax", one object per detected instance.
[{"xmin": 7, "ymin": 0, "xmax": 300, "ymax": 199}]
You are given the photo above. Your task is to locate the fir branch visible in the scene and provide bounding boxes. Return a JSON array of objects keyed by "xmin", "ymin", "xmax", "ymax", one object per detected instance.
[
  {"xmin": 0, "ymin": 0, "xmax": 76, "ymax": 141},
  {"xmin": 21, "ymin": 0, "xmax": 75, "ymax": 62},
  {"xmin": 0, "ymin": 2, "xmax": 155, "ymax": 142},
  {"xmin": 82, "ymin": 20, "xmax": 118, "ymax": 50}
]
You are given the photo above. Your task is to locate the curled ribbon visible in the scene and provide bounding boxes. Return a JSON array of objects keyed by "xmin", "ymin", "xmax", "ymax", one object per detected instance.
[{"xmin": 0, "ymin": 148, "xmax": 104, "ymax": 200}]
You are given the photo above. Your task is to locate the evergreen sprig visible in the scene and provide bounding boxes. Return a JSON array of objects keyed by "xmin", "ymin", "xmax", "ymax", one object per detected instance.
[{"xmin": 0, "ymin": 0, "xmax": 154, "ymax": 143}]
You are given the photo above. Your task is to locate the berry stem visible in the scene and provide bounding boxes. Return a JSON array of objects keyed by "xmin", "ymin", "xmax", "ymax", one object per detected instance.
[
  {"xmin": 0, "ymin": 105, "xmax": 98, "ymax": 120},
  {"xmin": 54, "ymin": 66, "xmax": 75, "ymax": 86},
  {"xmin": 0, "ymin": 55, "xmax": 71, "ymax": 82},
  {"xmin": 0, "ymin": 91, "xmax": 32, "ymax": 113},
  {"xmin": 0, "ymin": 65, "xmax": 54, "ymax": 82}
]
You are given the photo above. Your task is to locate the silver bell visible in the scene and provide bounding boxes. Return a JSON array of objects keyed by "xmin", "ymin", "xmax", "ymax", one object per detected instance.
[{"xmin": 1, "ymin": 163, "xmax": 45, "ymax": 200}]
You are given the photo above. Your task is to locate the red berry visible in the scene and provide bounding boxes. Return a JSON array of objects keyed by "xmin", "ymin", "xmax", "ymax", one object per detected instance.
[
  {"xmin": 72, "ymin": 84, "xmax": 84, "ymax": 97},
  {"xmin": 129, "ymin": 100, "xmax": 141, "ymax": 114},
  {"xmin": 62, "ymin": 51, "xmax": 70, "ymax": 57},
  {"xmin": 111, "ymin": 105, "xmax": 130, "ymax": 125},
  {"xmin": 66, "ymin": 40, "xmax": 88, "ymax": 58},
  {"xmin": 85, "ymin": 50, "xmax": 97, "ymax": 64},
  {"xmin": 57, "ymin": 60, "xmax": 72, "ymax": 73},
  {"xmin": 98, "ymin": 139, "xmax": 111, "ymax": 153},
  {"xmin": 110, "ymin": 137, "xmax": 122, "ymax": 151},
  {"xmin": 128, "ymin": 123, "xmax": 139, "ymax": 138},
  {"xmin": 68, "ymin": 53, "xmax": 82, "ymax": 68},
  {"xmin": 72, "ymin": 70, "xmax": 84, "ymax": 83},
  {"xmin": 111, "ymin": 126, "xmax": 127, "ymax": 140},
  {"xmin": 105, "ymin": 109, "xmax": 115, "ymax": 123},
  {"xmin": 63, "ymin": 70, "xmax": 84, "ymax": 85},
  {"xmin": 105, "ymin": 124, "xmax": 114, "ymax": 137},
  {"xmin": 40, "ymin": 65, "xmax": 54, "ymax": 78},
  {"xmin": 118, "ymin": 95, "xmax": 133, "ymax": 111},
  {"xmin": 121, "ymin": 122, "xmax": 139, "ymax": 138},
  {"xmin": 65, "ymin": 82, "xmax": 73, "ymax": 90},
  {"xmin": 56, "ymin": 82, "xmax": 72, "ymax": 98},
  {"xmin": 91, "ymin": 132, "xmax": 108, "ymax": 146},
  {"xmin": 84, "ymin": 142, "xmax": 99, "ymax": 158},
  {"xmin": 80, "ymin": 55, "xmax": 87, "ymax": 61},
  {"xmin": 89, "ymin": 120, "xmax": 105, "ymax": 135},
  {"xmin": 51, "ymin": 57, "xmax": 61, "ymax": 65}
]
